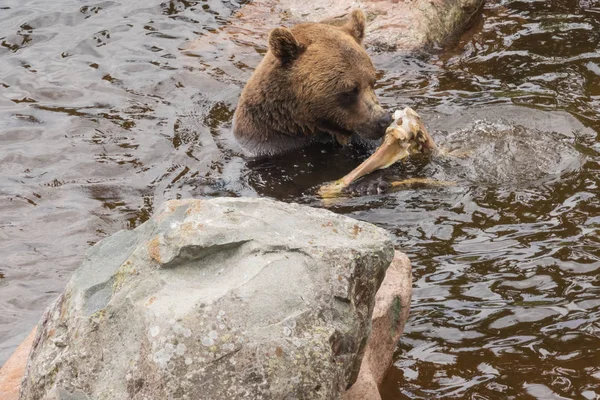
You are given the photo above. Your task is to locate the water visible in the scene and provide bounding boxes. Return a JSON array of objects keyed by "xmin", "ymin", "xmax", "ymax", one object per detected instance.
[{"xmin": 1, "ymin": 0, "xmax": 599, "ymax": 398}]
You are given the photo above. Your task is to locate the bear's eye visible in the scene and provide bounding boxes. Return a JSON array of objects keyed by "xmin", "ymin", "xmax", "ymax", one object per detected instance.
[
  {"xmin": 338, "ymin": 85, "xmax": 360, "ymax": 107},
  {"xmin": 347, "ymin": 85, "xmax": 360, "ymax": 96}
]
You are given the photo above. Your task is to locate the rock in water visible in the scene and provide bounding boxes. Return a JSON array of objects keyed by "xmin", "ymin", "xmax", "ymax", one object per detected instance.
[{"xmin": 20, "ymin": 198, "xmax": 394, "ymax": 400}]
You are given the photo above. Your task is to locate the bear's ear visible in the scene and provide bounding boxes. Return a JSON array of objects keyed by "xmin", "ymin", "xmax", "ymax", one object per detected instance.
[
  {"xmin": 269, "ymin": 27, "xmax": 303, "ymax": 63},
  {"xmin": 343, "ymin": 10, "xmax": 366, "ymax": 44}
]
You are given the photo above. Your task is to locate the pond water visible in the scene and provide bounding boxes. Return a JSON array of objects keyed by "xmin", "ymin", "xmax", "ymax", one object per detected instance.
[{"xmin": 1, "ymin": 0, "xmax": 599, "ymax": 398}]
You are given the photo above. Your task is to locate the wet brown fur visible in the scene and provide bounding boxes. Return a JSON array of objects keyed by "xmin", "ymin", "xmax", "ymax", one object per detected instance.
[{"xmin": 233, "ymin": 10, "xmax": 390, "ymax": 156}]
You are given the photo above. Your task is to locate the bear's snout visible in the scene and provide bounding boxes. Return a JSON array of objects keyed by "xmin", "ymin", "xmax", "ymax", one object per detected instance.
[
  {"xmin": 354, "ymin": 111, "xmax": 389, "ymax": 140},
  {"xmin": 378, "ymin": 113, "xmax": 392, "ymax": 129}
]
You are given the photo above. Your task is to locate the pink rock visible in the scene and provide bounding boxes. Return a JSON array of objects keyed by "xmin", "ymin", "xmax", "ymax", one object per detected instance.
[
  {"xmin": 183, "ymin": 0, "xmax": 484, "ymax": 53},
  {"xmin": 344, "ymin": 251, "xmax": 412, "ymax": 400},
  {"xmin": 0, "ymin": 328, "xmax": 36, "ymax": 400}
]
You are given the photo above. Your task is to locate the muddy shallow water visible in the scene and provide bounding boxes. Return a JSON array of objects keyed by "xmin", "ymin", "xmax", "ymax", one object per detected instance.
[{"xmin": 1, "ymin": 0, "xmax": 600, "ymax": 398}]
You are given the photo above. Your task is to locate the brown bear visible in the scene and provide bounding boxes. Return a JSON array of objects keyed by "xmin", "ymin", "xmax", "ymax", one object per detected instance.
[{"xmin": 233, "ymin": 10, "xmax": 392, "ymax": 156}]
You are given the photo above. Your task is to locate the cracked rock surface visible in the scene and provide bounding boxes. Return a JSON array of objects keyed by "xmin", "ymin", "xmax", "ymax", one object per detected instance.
[{"xmin": 20, "ymin": 197, "xmax": 394, "ymax": 400}]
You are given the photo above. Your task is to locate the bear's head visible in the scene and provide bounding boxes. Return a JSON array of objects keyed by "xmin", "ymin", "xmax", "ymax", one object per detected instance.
[{"xmin": 234, "ymin": 10, "xmax": 391, "ymax": 155}]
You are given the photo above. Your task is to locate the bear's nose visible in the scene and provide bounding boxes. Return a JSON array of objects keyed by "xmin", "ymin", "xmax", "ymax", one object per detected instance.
[{"xmin": 378, "ymin": 113, "xmax": 393, "ymax": 129}]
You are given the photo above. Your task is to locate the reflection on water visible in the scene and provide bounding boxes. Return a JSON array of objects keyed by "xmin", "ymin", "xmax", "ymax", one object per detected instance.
[{"xmin": 0, "ymin": 0, "xmax": 599, "ymax": 398}]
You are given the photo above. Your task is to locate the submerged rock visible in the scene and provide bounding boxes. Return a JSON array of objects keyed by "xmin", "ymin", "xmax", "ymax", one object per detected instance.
[
  {"xmin": 184, "ymin": 0, "xmax": 484, "ymax": 55},
  {"xmin": 20, "ymin": 198, "xmax": 395, "ymax": 400}
]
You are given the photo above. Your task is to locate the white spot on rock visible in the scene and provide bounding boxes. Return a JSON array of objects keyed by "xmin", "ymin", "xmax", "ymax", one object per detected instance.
[
  {"xmin": 223, "ymin": 343, "xmax": 235, "ymax": 352},
  {"xmin": 173, "ymin": 323, "xmax": 192, "ymax": 338},
  {"xmin": 149, "ymin": 326, "xmax": 160, "ymax": 338},
  {"xmin": 201, "ymin": 330, "xmax": 219, "ymax": 347},
  {"xmin": 152, "ymin": 343, "xmax": 176, "ymax": 369},
  {"xmin": 176, "ymin": 343, "xmax": 187, "ymax": 356}
]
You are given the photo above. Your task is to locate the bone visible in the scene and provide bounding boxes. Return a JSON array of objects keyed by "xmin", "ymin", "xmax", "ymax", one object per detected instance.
[{"xmin": 319, "ymin": 107, "xmax": 437, "ymax": 199}]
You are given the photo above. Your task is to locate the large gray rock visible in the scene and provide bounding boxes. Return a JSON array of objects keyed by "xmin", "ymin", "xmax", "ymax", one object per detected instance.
[{"xmin": 20, "ymin": 198, "xmax": 394, "ymax": 400}]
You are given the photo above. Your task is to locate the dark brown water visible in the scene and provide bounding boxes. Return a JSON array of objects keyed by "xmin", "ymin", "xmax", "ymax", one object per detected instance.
[{"xmin": 1, "ymin": 0, "xmax": 599, "ymax": 398}]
